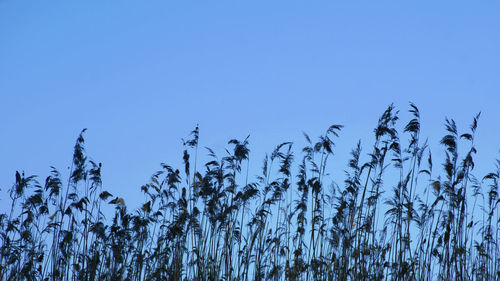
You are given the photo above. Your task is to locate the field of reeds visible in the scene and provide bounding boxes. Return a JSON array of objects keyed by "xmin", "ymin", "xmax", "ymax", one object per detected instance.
[{"xmin": 1, "ymin": 104, "xmax": 499, "ymax": 281}]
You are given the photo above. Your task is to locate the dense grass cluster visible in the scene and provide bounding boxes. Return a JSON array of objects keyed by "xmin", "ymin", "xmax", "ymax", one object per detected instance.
[{"xmin": 1, "ymin": 104, "xmax": 499, "ymax": 281}]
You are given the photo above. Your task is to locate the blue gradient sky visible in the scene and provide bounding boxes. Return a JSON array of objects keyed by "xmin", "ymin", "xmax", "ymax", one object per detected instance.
[{"xmin": 1, "ymin": 1, "xmax": 499, "ymax": 209}]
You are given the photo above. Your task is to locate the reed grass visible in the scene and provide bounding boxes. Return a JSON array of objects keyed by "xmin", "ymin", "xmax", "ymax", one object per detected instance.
[{"xmin": 1, "ymin": 104, "xmax": 499, "ymax": 281}]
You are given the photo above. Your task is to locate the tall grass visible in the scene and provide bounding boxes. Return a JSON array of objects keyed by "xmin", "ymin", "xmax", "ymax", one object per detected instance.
[{"xmin": 1, "ymin": 104, "xmax": 499, "ymax": 281}]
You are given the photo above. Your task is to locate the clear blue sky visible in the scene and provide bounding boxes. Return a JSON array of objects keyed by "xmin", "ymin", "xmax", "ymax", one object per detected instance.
[{"xmin": 1, "ymin": 1, "xmax": 499, "ymax": 209}]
